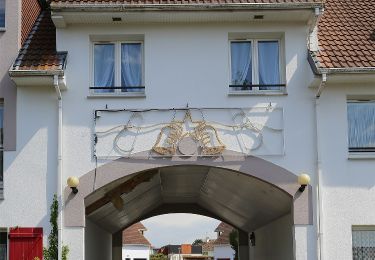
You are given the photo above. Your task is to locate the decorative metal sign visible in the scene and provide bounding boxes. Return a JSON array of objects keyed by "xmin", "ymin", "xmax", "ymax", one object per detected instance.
[{"xmin": 94, "ymin": 106, "xmax": 284, "ymax": 158}]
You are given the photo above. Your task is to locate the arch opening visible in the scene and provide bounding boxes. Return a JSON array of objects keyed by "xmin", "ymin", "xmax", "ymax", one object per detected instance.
[{"xmin": 63, "ymin": 156, "xmax": 312, "ymax": 260}]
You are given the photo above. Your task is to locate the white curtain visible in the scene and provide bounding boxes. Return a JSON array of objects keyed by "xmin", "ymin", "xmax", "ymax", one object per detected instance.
[
  {"xmin": 231, "ymin": 42, "xmax": 252, "ymax": 87},
  {"xmin": 348, "ymin": 102, "xmax": 375, "ymax": 149},
  {"xmin": 121, "ymin": 43, "xmax": 142, "ymax": 92},
  {"xmin": 258, "ymin": 41, "xmax": 280, "ymax": 90},
  {"xmin": 94, "ymin": 44, "xmax": 115, "ymax": 93}
]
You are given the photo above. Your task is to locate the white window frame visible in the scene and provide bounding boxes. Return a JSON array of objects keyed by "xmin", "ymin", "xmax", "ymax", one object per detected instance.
[
  {"xmin": 228, "ymin": 38, "xmax": 285, "ymax": 94},
  {"xmin": 90, "ymin": 41, "xmax": 145, "ymax": 96},
  {"xmin": 347, "ymin": 100, "xmax": 375, "ymax": 154}
]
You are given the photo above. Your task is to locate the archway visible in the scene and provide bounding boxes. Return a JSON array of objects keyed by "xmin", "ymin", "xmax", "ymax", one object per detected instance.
[{"xmin": 64, "ymin": 154, "xmax": 312, "ymax": 260}]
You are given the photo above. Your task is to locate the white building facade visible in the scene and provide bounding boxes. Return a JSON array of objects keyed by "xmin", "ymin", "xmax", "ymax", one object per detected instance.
[{"xmin": 0, "ymin": 0, "xmax": 374, "ymax": 260}]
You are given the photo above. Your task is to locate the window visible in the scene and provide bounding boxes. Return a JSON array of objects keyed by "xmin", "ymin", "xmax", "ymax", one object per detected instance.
[
  {"xmin": 0, "ymin": 0, "xmax": 4, "ymax": 29},
  {"xmin": 229, "ymin": 39, "xmax": 283, "ymax": 92},
  {"xmin": 347, "ymin": 101, "xmax": 375, "ymax": 152},
  {"xmin": 0, "ymin": 229, "xmax": 6, "ymax": 260},
  {"xmin": 352, "ymin": 227, "xmax": 375, "ymax": 259},
  {"xmin": 92, "ymin": 41, "xmax": 144, "ymax": 94},
  {"xmin": 0, "ymin": 104, "xmax": 3, "ymax": 199}
]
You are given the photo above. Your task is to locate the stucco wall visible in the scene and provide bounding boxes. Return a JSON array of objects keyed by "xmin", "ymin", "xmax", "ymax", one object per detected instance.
[
  {"xmin": 55, "ymin": 21, "xmax": 317, "ymax": 181},
  {"xmin": 213, "ymin": 245, "xmax": 234, "ymax": 260},
  {"xmin": 0, "ymin": 0, "xmax": 19, "ymax": 151},
  {"xmin": 86, "ymin": 219, "xmax": 112, "ymax": 260},
  {"xmin": 317, "ymin": 83, "xmax": 375, "ymax": 260},
  {"xmin": 0, "ymin": 86, "xmax": 57, "ymax": 243},
  {"xmin": 252, "ymin": 214, "xmax": 294, "ymax": 260},
  {"xmin": 123, "ymin": 245, "xmax": 151, "ymax": 260},
  {"xmin": 3, "ymin": 20, "xmax": 319, "ymax": 259}
]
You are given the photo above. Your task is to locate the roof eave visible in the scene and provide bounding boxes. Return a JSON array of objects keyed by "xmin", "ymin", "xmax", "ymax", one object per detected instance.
[
  {"xmin": 308, "ymin": 51, "xmax": 375, "ymax": 75},
  {"xmin": 9, "ymin": 69, "xmax": 65, "ymax": 77},
  {"xmin": 50, "ymin": 2, "xmax": 324, "ymax": 12}
]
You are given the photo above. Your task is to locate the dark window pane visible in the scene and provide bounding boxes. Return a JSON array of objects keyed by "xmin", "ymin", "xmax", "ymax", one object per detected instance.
[
  {"xmin": 0, "ymin": 231, "xmax": 6, "ymax": 260},
  {"xmin": 0, "ymin": 0, "xmax": 4, "ymax": 28}
]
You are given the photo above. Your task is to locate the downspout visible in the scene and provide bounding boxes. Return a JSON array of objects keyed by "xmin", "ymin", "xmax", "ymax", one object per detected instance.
[
  {"xmin": 315, "ymin": 73, "xmax": 327, "ymax": 260},
  {"xmin": 54, "ymin": 75, "xmax": 63, "ymax": 260}
]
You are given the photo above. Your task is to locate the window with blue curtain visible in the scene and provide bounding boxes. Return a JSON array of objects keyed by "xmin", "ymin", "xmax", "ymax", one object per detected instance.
[
  {"xmin": 230, "ymin": 39, "xmax": 281, "ymax": 92},
  {"xmin": 230, "ymin": 41, "xmax": 252, "ymax": 86},
  {"xmin": 347, "ymin": 101, "xmax": 375, "ymax": 152},
  {"xmin": 258, "ymin": 41, "xmax": 280, "ymax": 90},
  {"xmin": 121, "ymin": 43, "xmax": 142, "ymax": 92},
  {"xmin": 94, "ymin": 44, "xmax": 115, "ymax": 93},
  {"xmin": 0, "ymin": 0, "xmax": 4, "ymax": 28}
]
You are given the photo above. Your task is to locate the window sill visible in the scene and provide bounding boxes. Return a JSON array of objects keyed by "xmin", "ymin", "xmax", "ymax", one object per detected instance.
[
  {"xmin": 228, "ymin": 90, "xmax": 287, "ymax": 96},
  {"xmin": 348, "ymin": 152, "xmax": 375, "ymax": 160},
  {"xmin": 0, "ymin": 28, "xmax": 5, "ymax": 32},
  {"xmin": 87, "ymin": 93, "xmax": 146, "ymax": 98}
]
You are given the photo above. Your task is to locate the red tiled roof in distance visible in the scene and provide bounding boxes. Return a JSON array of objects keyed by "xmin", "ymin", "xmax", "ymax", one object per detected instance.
[
  {"xmin": 50, "ymin": 0, "xmax": 323, "ymax": 4},
  {"xmin": 201, "ymin": 240, "xmax": 215, "ymax": 252},
  {"xmin": 12, "ymin": 10, "xmax": 67, "ymax": 72},
  {"xmin": 123, "ymin": 222, "xmax": 151, "ymax": 246},
  {"xmin": 316, "ymin": 0, "xmax": 375, "ymax": 69},
  {"xmin": 214, "ymin": 222, "xmax": 235, "ymax": 245}
]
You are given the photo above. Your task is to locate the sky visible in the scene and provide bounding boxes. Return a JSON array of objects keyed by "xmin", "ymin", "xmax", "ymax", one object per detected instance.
[{"xmin": 142, "ymin": 213, "xmax": 221, "ymax": 248}]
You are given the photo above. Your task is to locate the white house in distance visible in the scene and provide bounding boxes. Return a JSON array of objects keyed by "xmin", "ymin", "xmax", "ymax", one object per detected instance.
[
  {"xmin": 213, "ymin": 222, "xmax": 235, "ymax": 260},
  {"xmin": 122, "ymin": 222, "xmax": 152, "ymax": 260},
  {"xmin": 0, "ymin": 0, "xmax": 375, "ymax": 259}
]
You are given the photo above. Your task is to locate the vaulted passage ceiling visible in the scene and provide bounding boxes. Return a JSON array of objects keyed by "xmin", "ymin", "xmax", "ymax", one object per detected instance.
[{"xmin": 85, "ymin": 165, "xmax": 292, "ymax": 234}]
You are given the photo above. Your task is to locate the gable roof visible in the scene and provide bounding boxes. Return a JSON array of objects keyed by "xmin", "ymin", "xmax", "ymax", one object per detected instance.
[
  {"xmin": 10, "ymin": 0, "xmax": 375, "ymax": 76},
  {"xmin": 312, "ymin": 0, "xmax": 375, "ymax": 70},
  {"xmin": 10, "ymin": 10, "xmax": 67, "ymax": 74},
  {"xmin": 123, "ymin": 222, "xmax": 151, "ymax": 246},
  {"xmin": 214, "ymin": 222, "xmax": 235, "ymax": 245}
]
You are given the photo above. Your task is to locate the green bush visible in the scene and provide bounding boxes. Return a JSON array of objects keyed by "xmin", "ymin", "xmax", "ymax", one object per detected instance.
[{"xmin": 44, "ymin": 194, "xmax": 69, "ymax": 260}]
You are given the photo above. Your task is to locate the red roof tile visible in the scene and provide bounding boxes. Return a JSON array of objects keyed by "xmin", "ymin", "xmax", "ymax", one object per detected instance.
[
  {"xmin": 315, "ymin": 0, "xmax": 375, "ymax": 69},
  {"xmin": 123, "ymin": 222, "xmax": 151, "ymax": 246},
  {"xmin": 12, "ymin": 10, "xmax": 67, "ymax": 72},
  {"xmin": 50, "ymin": 0, "xmax": 323, "ymax": 4}
]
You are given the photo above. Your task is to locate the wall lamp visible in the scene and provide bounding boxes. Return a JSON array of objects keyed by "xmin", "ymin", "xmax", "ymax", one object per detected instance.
[
  {"xmin": 298, "ymin": 173, "xmax": 310, "ymax": 192},
  {"xmin": 67, "ymin": 176, "xmax": 79, "ymax": 194}
]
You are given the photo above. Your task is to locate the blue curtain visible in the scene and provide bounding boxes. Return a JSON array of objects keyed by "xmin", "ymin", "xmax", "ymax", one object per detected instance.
[
  {"xmin": 94, "ymin": 44, "xmax": 115, "ymax": 93},
  {"xmin": 258, "ymin": 41, "xmax": 280, "ymax": 90},
  {"xmin": 348, "ymin": 102, "xmax": 375, "ymax": 149},
  {"xmin": 121, "ymin": 43, "xmax": 142, "ymax": 92},
  {"xmin": 231, "ymin": 42, "xmax": 252, "ymax": 87}
]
